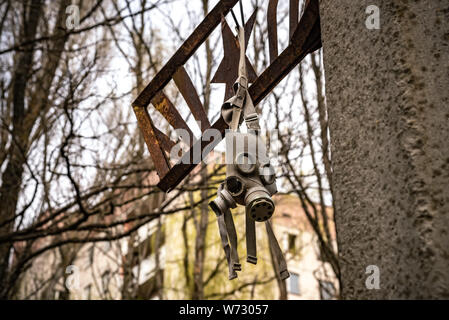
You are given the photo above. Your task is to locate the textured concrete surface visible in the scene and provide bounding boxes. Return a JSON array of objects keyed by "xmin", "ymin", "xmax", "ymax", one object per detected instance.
[{"xmin": 319, "ymin": 0, "xmax": 449, "ymax": 299}]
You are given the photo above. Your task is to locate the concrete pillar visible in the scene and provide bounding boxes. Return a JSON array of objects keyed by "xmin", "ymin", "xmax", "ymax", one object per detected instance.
[{"xmin": 319, "ymin": 0, "xmax": 449, "ymax": 298}]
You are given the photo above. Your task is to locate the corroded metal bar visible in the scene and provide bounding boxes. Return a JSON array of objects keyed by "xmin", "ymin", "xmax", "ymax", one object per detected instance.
[
  {"xmin": 251, "ymin": 0, "xmax": 320, "ymax": 106},
  {"xmin": 157, "ymin": 0, "xmax": 321, "ymax": 192},
  {"xmin": 133, "ymin": 106, "xmax": 170, "ymax": 177},
  {"xmin": 154, "ymin": 127, "xmax": 176, "ymax": 154},
  {"xmin": 132, "ymin": 0, "xmax": 239, "ymax": 109},
  {"xmin": 211, "ymin": 12, "xmax": 258, "ymax": 101},
  {"xmin": 173, "ymin": 66, "xmax": 211, "ymax": 132},
  {"xmin": 132, "ymin": 0, "xmax": 239, "ymax": 179},
  {"xmin": 158, "ymin": 117, "xmax": 227, "ymax": 191},
  {"xmin": 151, "ymin": 91, "xmax": 193, "ymax": 140},
  {"xmin": 289, "ymin": 0, "xmax": 299, "ymax": 39},
  {"xmin": 267, "ymin": 0, "xmax": 279, "ymax": 63}
]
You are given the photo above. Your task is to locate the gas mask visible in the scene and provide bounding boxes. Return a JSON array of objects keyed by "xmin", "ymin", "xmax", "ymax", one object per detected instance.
[
  {"xmin": 210, "ymin": 130, "xmax": 289, "ymax": 280},
  {"xmin": 211, "ymin": 131, "xmax": 277, "ymax": 222},
  {"xmin": 209, "ymin": 24, "xmax": 289, "ymax": 281}
]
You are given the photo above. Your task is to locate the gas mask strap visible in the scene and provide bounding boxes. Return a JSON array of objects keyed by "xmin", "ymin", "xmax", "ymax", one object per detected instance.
[
  {"xmin": 216, "ymin": 213, "xmax": 238, "ymax": 280},
  {"xmin": 265, "ymin": 219, "xmax": 290, "ymax": 280},
  {"xmin": 223, "ymin": 207, "xmax": 241, "ymax": 271},
  {"xmin": 245, "ymin": 208, "xmax": 257, "ymax": 264},
  {"xmin": 243, "ymin": 91, "xmax": 260, "ymax": 132}
]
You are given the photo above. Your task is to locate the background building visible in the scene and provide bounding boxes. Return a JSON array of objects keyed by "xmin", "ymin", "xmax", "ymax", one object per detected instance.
[{"xmin": 18, "ymin": 187, "xmax": 337, "ymax": 300}]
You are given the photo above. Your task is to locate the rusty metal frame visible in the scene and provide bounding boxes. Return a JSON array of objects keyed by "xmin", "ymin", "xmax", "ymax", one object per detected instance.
[{"xmin": 132, "ymin": 0, "xmax": 321, "ymax": 192}]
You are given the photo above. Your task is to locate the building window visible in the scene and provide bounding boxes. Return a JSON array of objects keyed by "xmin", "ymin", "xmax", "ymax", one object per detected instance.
[
  {"xmin": 84, "ymin": 284, "xmax": 92, "ymax": 300},
  {"xmin": 288, "ymin": 234, "xmax": 297, "ymax": 254},
  {"xmin": 288, "ymin": 272, "xmax": 300, "ymax": 295},
  {"xmin": 319, "ymin": 280, "xmax": 336, "ymax": 300}
]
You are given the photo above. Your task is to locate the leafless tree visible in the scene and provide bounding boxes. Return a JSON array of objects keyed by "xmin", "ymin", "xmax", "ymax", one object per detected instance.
[
  {"xmin": 0, "ymin": 0, "xmax": 205, "ymax": 299},
  {"xmin": 0, "ymin": 0, "xmax": 339, "ymax": 300}
]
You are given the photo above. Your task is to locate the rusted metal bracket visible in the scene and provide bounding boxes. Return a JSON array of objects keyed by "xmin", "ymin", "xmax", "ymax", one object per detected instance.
[{"xmin": 132, "ymin": 0, "xmax": 321, "ymax": 192}]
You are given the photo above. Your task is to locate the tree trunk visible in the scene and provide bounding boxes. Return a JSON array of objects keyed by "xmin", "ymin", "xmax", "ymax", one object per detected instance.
[
  {"xmin": 192, "ymin": 184, "xmax": 209, "ymax": 300},
  {"xmin": 191, "ymin": 0, "xmax": 212, "ymax": 301},
  {"xmin": 0, "ymin": 0, "xmax": 43, "ymax": 297},
  {"xmin": 319, "ymin": 0, "xmax": 449, "ymax": 299}
]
